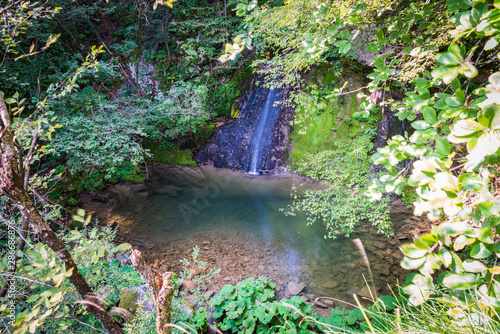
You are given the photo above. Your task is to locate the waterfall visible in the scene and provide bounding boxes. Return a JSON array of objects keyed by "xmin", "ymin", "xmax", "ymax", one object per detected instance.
[
  {"xmin": 195, "ymin": 83, "xmax": 284, "ymax": 173},
  {"xmin": 248, "ymin": 88, "xmax": 280, "ymax": 175}
]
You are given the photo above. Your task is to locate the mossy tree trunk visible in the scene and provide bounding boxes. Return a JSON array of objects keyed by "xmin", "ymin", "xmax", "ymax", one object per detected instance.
[{"xmin": 131, "ymin": 249, "xmax": 174, "ymax": 334}]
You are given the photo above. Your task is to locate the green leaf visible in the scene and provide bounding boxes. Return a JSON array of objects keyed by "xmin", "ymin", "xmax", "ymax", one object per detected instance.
[
  {"xmin": 445, "ymin": 96, "xmax": 462, "ymax": 107},
  {"xmin": 401, "ymin": 256, "xmax": 426, "ymax": 270},
  {"xmin": 436, "ymin": 137, "xmax": 451, "ymax": 156},
  {"xmin": 401, "ymin": 243, "xmax": 429, "ymax": 258},
  {"xmin": 451, "ymin": 120, "xmax": 483, "ymax": 137},
  {"xmin": 414, "ymin": 236, "xmax": 431, "ymax": 250},
  {"xmin": 470, "ymin": 242, "xmax": 492, "ymax": 259},
  {"xmin": 431, "ymin": 65, "xmax": 460, "ymax": 84},
  {"xmin": 401, "ymin": 34, "xmax": 412, "ymax": 44},
  {"xmin": 458, "ymin": 173, "xmax": 484, "ymax": 191},
  {"xmin": 439, "ymin": 248, "xmax": 453, "ymax": 267},
  {"xmin": 412, "ymin": 120, "xmax": 431, "ymax": 130},
  {"xmin": 422, "ymin": 107, "xmax": 438, "ymax": 125},
  {"xmin": 454, "ymin": 235, "xmax": 475, "ymax": 251},
  {"xmin": 442, "ymin": 274, "xmax": 479, "ymax": 290},
  {"xmin": 438, "ymin": 221, "xmax": 468, "ymax": 236},
  {"xmin": 26, "ymin": 294, "xmax": 40, "ymax": 303},
  {"xmin": 72, "ymin": 215, "xmax": 84, "ymax": 223},
  {"xmin": 455, "ymin": 88, "xmax": 465, "ymax": 104},
  {"xmin": 98, "ymin": 246, "xmax": 105, "ymax": 258},
  {"xmin": 478, "ymin": 227, "xmax": 494, "ymax": 244}
]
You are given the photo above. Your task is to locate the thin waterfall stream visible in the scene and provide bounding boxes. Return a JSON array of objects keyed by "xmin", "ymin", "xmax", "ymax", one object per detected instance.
[{"xmin": 248, "ymin": 88, "xmax": 281, "ymax": 174}]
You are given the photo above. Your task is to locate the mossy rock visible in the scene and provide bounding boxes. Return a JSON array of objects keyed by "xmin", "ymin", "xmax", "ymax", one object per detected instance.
[
  {"xmin": 289, "ymin": 65, "xmax": 377, "ymax": 166},
  {"xmin": 193, "ymin": 123, "xmax": 217, "ymax": 147},
  {"xmin": 119, "ymin": 165, "xmax": 146, "ymax": 183},
  {"xmin": 230, "ymin": 101, "xmax": 240, "ymax": 118},
  {"xmin": 118, "ymin": 288, "xmax": 139, "ymax": 314},
  {"xmin": 143, "ymin": 140, "xmax": 197, "ymax": 167}
]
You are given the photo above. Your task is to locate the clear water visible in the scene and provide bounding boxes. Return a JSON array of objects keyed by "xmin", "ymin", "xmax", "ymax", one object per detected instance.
[{"xmin": 107, "ymin": 165, "xmax": 410, "ymax": 304}]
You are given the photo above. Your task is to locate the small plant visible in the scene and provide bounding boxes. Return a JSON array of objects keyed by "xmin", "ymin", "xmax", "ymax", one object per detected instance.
[
  {"xmin": 211, "ymin": 276, "xmax": 364, "ymax": 333},
  {"xmin": 171, "ymin": 246, "xmax": 219, "ymax": 333}
]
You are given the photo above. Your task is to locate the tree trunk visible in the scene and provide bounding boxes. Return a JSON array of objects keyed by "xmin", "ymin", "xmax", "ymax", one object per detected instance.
[
  {"xmin": 131, "ymin": 249, "xmax": 174, "ymax": 334},
  {"xmin": 0, "ymin": 217, "xmax": 28, "ymax": 297},
  {"xmin": 0, "ymin": 94, "xmax": 124, "ymax": 334}
]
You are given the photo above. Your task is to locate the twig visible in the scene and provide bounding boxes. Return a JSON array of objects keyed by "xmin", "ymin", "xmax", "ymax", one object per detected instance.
[{"xmin": 0, "ymin": 273, "xmax": 55, "ymax": 288}]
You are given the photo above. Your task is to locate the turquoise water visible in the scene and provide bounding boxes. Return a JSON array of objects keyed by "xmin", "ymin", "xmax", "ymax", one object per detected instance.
[{"xmin": 109, "ymin": 165, "xmax": 410, "ymax": 303}]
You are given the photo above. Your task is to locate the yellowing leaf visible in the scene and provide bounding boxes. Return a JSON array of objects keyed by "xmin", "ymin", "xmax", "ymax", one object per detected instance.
[
  {"xmin": 465, "ymin": 132, "xmax": 500, "ymax": 171},
  {"xmin": 463, "ymin": 260, "xmax": 487, "ymax": 273},
  {"xmin": 489, "ymin": 266, "xmax": 500, "ymax": 275}
]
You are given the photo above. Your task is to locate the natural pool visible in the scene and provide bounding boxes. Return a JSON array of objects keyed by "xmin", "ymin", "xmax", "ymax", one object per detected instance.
[{"xmin": 82, "ymin": 165, "xmax": 425, "ymax": 306}]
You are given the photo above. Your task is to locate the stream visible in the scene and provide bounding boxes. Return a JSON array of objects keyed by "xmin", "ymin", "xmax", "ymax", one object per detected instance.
[{"xmin": 81, "ymin": 165, "xmax": 427, "ymax": 307}]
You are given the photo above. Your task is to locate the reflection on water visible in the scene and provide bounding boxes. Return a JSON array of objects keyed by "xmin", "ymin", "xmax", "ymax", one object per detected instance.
[{"xmin": 106, "ymin": 165, "xmax": 412, "ymax": 303}]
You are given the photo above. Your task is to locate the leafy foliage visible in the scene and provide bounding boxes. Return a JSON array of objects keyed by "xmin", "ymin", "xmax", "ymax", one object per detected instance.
[
  {"xmin": 50, "ymin": 107, "xmax": 149, "ymax": 179},
  {"xmin": 0, "ymin": 210, "xmax": 141, "ymax": 333},
  {"xmin": 286, "ymin": 138, "xmax": 391, "ymax": 238}
]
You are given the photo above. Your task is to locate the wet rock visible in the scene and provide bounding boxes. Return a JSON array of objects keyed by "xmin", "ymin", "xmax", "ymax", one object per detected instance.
[
  {"xmin": 357, "ymin": 286, "xmax": 377, "ymax": 299},
  {"xmin": 314, "ymin": 300, "xmax": 328, "ymax": 308},
  {"xmin": 96, "ymin": 285, "xmax": 113, "ymax": 301},
  {"xmin": 113, "ymin": 250, "xmax": 132, "ymax": 267},
  {"xmin": 387, "ymin": 238, "xmax": 398, "ymax": 246},
  {"xmin": 91, "ymin": 192, "xmax": 109, "ymax": 202},
  {"xmin": 204, "ymin": 290, "xmax": 216, "ymax": 299},
  {"xmin": 324, "ymin": 299, "xmax": 335, "ymax": 307},
  {"xmin": 119, "ymin": 288, "xmax": 138, "ymax": 314},
  {"xmin": 119, "ymin": 284, "xmax": 154, "ymax": 313},
  {"xmin": 323, "ymin": 281, "xmax": 338, "ymax": 289},
  {"xmin": 285, "ymin": 282, "xmax": 306, "ymax": 296},
  {"xmin": 156, "ymin": 185, "xmax": 182, "ymax": 197}
]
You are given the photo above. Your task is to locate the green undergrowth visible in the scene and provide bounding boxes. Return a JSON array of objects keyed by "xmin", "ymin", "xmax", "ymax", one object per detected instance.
[
  {"xmin": 49, "ymin": 162, "xmax": 146, "ymax": 205},
  {"xmin": 143, "ymin": 140, "xmax": 197, "ymax": 167}
]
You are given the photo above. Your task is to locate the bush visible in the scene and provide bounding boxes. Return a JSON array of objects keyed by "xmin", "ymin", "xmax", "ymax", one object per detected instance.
[{"xmin": 211, "ymin": 276, "xmax": 365, "ymax": 333}]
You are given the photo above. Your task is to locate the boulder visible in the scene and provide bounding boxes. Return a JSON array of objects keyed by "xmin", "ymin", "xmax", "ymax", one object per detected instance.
[
  {"xmin": 357, "ymin": 286, "xmax": 377, "ymax": 299},
  {"xmin": 118, "ymin": 288, "xmax": 138, "ymax": 314},
  {"xmin": 314, "ymin": 300, "xmax": 328, "ymax": 308},
  {"xmin": 204, "ymin": 290, "xmax": 216, "ymax": 299},
  {"xmin": 119, "ymin": 284, "xmax": 154, "ymax": 313},
  {"xmin": 324, "ymin": 299, "xmax": 335, "ymax": 307},
  {"xmin": 285, "ymin": 282, "xmax": 306, "ymax": 297}
]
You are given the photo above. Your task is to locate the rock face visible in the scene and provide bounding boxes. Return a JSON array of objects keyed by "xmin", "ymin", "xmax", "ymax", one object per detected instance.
[{"xmin": 195, "ymin": 77, "xmax": 292, "ymax": 174}]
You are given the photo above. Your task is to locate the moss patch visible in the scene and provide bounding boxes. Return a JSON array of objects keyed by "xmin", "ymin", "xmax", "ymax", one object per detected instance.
[
  {"xmin": 289, "ymin": 66, "xmax": 369, "ymax": 166},
  {"xmin": 144, "ymin": 140, "xmax": 197, "ymax": 166},
  {"xmin": 193, "ymin": 123, "xmax": 216, "ymax": 147},
  {"xmin": 118, "ymin": 288, "xmax": 139, "ymax": 314}
]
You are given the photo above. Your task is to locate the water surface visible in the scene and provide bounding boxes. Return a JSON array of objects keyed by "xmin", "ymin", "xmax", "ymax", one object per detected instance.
[{"xmin": 104, "ymin": 165, "xmax": 413, "ymax": 304}]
